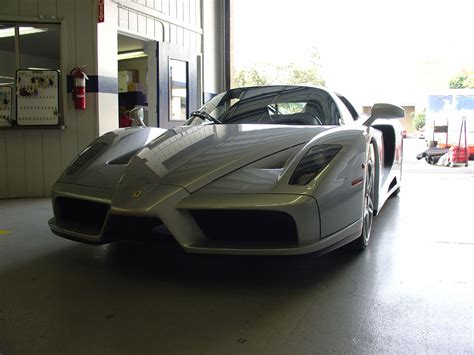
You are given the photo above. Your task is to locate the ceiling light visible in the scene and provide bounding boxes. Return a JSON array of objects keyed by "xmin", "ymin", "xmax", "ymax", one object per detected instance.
[
  {"xmin": 118, "ymin": 51, "xmax": 147, "ymax": 61},
  {"xmin": 0, "ymin": 27, "xmax": 47, "ymax": 38},
  {"xmin": 27, "ymin": 67, "xmax": 52, "ymax": 71}
]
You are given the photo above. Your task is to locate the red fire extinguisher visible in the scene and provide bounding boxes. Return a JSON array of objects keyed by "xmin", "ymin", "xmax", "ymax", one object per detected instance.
[{"xmin": 70, "ymin": 67, "xmax": 88, "ymax": 110}]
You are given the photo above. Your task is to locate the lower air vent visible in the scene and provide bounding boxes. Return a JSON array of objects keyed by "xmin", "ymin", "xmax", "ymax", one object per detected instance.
[
  {"xmin": 54, "ymin": 197, "xmax": 109, "ymax": 236},
  {"xmin": 102, "ymin": 215, "xmax": 163, "ymax": 240},
  {"xmin": 190, "ymin": 210, "xmax": 298, "ymax": 244}
]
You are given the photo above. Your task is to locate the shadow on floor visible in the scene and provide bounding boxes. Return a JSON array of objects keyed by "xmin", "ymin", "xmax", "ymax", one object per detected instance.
[{"xmin": 55, "ymin": 232, "xmax": 365, "ymax": 290}]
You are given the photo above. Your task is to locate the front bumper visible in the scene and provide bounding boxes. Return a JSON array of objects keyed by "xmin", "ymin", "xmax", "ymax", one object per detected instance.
[{"xmin": 49, "ymin": 182, "xmax": 362, "ymax": 255}]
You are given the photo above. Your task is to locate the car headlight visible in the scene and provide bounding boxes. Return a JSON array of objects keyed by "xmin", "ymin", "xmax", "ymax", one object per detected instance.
[
  {"xmin": 289, "ymin": 144, "xmax": 342, "ymax": 185},
  {"xmin": 107, "ymin": 147, "xmax": 144, "ymax": 165},
  {"xmin": 65, "ymin": 142, "xmax": 108, "ymax": 176}
]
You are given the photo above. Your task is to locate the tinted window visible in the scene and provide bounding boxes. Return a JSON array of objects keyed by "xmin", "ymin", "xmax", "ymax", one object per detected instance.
[
  {"xmin": 19, "ymin": 24, "xmax": 60, "ymax": 70},
  {"xmin": 0, "ymin": 25, "xmax": 16, "ymax": 85}
]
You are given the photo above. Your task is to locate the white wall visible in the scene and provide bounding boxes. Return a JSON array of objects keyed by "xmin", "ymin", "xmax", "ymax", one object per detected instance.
[
  {"xmin": 114, "ymin": 0, "xmax": 202, "ymax": 50},
  {"xmin": 97, "ymin": 0, "xmax": 119, "ymax": 136}
]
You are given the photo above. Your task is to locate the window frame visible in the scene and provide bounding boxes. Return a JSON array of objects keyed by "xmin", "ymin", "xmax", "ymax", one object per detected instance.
[
  {"xmin": 168, "ymin": 58, "xmax": 189, "ymax": 122},
  {"xmin": 0, "ymin": 18, "xmax": 64, "ymax": 130}
]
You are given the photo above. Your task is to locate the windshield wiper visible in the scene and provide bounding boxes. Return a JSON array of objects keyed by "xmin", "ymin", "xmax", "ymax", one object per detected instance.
[{"xmin": 190, "ymin": 110, "xmax": 222, "ymax": 124}]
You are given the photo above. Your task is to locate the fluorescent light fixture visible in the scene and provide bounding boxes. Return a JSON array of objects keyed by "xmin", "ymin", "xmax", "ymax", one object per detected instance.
[
  {"xmin": 28, "ymin": 67, "xmax": 52, "ymax": 71},
  {"xmin": 19, "ymin": 27, "xmax": 47, "ymax": 36},
  {"xmin": 118, "ymin": 51, "xmax": 147, "ymax": 61},
  {"xmin": 0, "ymin": 27, "xmax": 47, "ymax": 38}
]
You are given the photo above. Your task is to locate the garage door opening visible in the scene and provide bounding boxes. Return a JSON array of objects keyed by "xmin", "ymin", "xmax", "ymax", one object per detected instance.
[{"xmin": 228, "ymin": 0, "xmax": 474, "ymax": 163}]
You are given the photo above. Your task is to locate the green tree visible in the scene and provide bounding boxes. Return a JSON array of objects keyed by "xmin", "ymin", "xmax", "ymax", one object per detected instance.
[
  {"xmin": 286, "ymin": 48, "xmax": 326, "ymax": 86},
  {"xmin": 232, "ymin": 48, "xmax": 325, "ymax": 88},
  {"xmin": 412, "ymin": 111, "xmax": 426, "ymax": 131},
  {"xmin": 449, "ymin": 69, "xmax": 474, "ymax": 89},
  {"xmin": 286, "ymin": 65, "xmax": 325, "ymax": 86},
  {"xmin": 233, "ymin": 68, "xmax": 269, "ymax": 87}
]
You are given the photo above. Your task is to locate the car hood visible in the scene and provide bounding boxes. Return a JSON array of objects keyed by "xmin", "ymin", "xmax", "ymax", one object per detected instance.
[{"xmin": 119, "ymin": 124, "xmax": 330, "ymax": 193}]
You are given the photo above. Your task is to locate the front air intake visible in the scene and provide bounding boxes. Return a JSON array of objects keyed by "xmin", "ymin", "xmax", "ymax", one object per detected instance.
[
  {"xmin": 54, "ymin": 197, "xmax": 109, "ymax": 236},
  {"xmin": 190, "ymin": 209, "xmax": 298, "ymax": 244},
  {"xmin": 102, "ymin": 215, "xmax": 163, "ymax": 240}
]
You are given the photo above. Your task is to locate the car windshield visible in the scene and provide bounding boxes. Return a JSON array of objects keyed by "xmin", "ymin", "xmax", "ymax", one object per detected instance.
[{"xmin": 186, "ymin": 86, "xmax": 342, "ymax": 126}]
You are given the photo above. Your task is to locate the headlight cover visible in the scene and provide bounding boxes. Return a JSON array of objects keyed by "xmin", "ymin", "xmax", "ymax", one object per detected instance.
[
  {"xmin": 107, "ymin": 147, "xmax": 144, "ymax": 165},
  {"xmin": 65, "ymin": 142, "xmax": 108, "ymax": 176},
  {"xmin": 289, "ymin": 144, "xmax": 342, "ymax": 185}
]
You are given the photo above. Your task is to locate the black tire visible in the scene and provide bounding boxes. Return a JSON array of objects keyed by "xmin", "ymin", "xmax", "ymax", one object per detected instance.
[{"xmin": 353, "ymin": 144, "xmax": 375, "ymax": 251}]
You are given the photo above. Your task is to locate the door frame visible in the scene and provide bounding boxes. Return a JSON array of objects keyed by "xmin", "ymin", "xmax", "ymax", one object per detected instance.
[{"xmin": 157, "ymin": 42, "xmax": 198, "ymax": 128}]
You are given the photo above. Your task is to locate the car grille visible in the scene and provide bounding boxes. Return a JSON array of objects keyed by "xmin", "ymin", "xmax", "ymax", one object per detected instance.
[
  {"xmin": 54, "ymin": 197, "xmax": 109, "ymax": 236},
  {"xmin": 190, "ymin": 209, "xmax": 298, "ymax": 244}
]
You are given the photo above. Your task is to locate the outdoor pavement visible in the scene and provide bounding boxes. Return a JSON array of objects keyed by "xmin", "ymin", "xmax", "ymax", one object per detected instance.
[{"xmin": 404, "ymin": 136, "xmax": 473, "ymax": 174}]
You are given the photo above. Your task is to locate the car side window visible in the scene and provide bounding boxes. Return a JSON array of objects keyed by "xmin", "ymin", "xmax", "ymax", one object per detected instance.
[
  {"xmin": 336, "ymin": 94, "xmax": 359, "ymax": 121},
  {"xmin": 327, "ymin": 98, "xmax": 343, "ymax": 125},
  {"xmin": 333, "ymin": 96, "xmax": 357, "ymax": 124}
]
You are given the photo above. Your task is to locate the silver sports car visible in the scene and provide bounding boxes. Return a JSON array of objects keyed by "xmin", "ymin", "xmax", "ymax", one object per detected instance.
[{"xmin": 49, "ymin": 85, "xmax": 403, "ymax": 255}]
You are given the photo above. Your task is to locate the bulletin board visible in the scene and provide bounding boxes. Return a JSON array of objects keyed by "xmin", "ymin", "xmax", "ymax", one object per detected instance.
[
  {"xmin": 0, "ymin": 85, "xmax": 12, "ymax": 127},
  {"xmin": 16, "ymin": 69, "xmax": 60, "ymax": 126}
]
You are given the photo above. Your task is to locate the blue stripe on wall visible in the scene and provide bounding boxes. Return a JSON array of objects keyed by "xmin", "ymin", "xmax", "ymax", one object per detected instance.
[{"xmin": 67, "ymin": 75, "xmax": 117, "ymax": 94}]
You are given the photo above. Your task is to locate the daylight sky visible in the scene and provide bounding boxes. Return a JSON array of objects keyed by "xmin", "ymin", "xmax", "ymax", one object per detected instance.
[{"xmin": 231, "ymin": 0, "xmax": 474, "ymax": 106}]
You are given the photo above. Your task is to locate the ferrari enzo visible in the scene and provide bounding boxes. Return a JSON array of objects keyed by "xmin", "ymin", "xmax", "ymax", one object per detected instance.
[{"xmin": 49, "ymin": 85, "xmax": 404, "ymax": 255}]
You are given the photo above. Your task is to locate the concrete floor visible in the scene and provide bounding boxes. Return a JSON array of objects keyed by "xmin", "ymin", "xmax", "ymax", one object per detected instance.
[{"xmin": 0, "ymin": 138, "xmax": 473, "ymax": 354}]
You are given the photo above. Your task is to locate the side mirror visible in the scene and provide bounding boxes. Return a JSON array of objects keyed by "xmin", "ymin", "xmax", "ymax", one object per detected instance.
[
  {"xmin": 129, "ymin": 106, "xmax": 146, "ymax": 127},
  {"xmin": 363, "ymin": 103, "xmax": 404, "ymax": 127}
]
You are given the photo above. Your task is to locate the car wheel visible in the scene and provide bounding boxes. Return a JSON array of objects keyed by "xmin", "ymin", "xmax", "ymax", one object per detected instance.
[{"xmin": 353, "ymin": 144, "xmax": 375, "ymax": 250}]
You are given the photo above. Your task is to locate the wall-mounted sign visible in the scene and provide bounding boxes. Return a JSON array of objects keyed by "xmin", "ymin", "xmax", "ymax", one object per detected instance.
[
  {"xmin": 98, "ymin": 0, "xmax": 105, "ymax": 23},
  {"xmin": 16, "ymin": 69, "xmax": 60, "ymax": 126},
  {"xmin": 0, "ymin": 85, "xmax": 12, "ymax": 127}
]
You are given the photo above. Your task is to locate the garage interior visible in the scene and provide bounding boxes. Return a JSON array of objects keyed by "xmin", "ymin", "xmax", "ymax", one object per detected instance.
[{"xmin": 1, "ymin": 0, "xmax": 473, "ymax": 354}]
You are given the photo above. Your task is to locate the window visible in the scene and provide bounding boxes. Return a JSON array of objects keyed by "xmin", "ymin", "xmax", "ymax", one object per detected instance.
[
  {"xmin": 0, "ymin": 23, "xmax": 60, "ymax": 72},
  {"xmin": 268, "ymin": 102, "xmax": 306, "ymax": 115},
  {"xmin": 186, "ymin": 86, "xmax": 340, "ymax": 126},
  {"xmin": 0, "ymin": 25, "xmax": 15, "ymax": 126},
  {"xmin": 19, "ymin": 25, "xmax": 60, "ymax": 70},
  {"xmin": 0, "ymin": 25, "xmax": 16, "ymax": 85},
  {"xmin": 169, "ymin": 59, "xmax": 188, "ymax": 121},
  {"xmin": 0, "ymin": 22, "xmax": 61, "ymax": 128}
]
